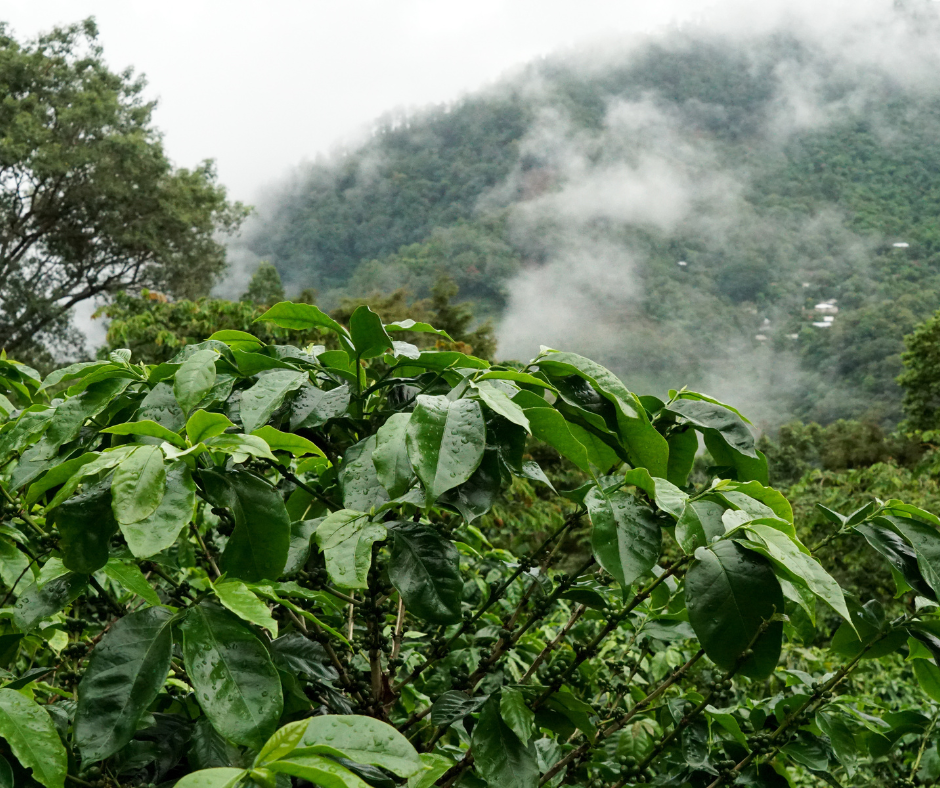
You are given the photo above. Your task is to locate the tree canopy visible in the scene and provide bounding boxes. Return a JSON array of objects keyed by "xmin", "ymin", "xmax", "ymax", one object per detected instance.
[{"xmin": 0, "ymin": 20, "xmax": 246, "ymax": 362}]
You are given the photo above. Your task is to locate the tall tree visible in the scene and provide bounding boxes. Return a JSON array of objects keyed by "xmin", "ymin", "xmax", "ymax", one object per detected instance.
[{"xmin": 0, "ymin": 19, "xmax": 246, "ymax": 361}]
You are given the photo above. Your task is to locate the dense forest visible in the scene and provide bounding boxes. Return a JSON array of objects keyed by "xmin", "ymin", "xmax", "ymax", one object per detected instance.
[{"xmin": 236, "ymin": 2, "xmax": 940, "ymax": 430}]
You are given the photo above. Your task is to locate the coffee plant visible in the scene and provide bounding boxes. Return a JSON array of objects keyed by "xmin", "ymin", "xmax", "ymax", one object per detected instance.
[{"xmin": 0, "ymin": 301, "xmax": 935, "ymax": 787}]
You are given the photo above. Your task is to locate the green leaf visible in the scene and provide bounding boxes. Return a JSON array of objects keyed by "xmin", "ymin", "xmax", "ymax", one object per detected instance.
[
  {"xmin": 254, "ymin": 720, "xmax": 308, "ymax": 766},
  {"xmin": 40, "ymin": 447, "xmax": 133, "ymax": 509},
  {"xmin": 187, "ymin": 410, "xmax": 235, "ymax": 444},
  {"xmin": 314, "ymin": 510, "xmax": 387, "ymax": 589},
  {"xmin": 269, "ymin": 632, "xmax": 338, "ymax": 683},
  {"xmin": 406, "ymin": 395, "xmax": 485, "ymax": 501},
  {"xmin": 535, "ymin": 352, "xmax": 668, "ymax": 476},
  {"xmin": 136, "ymin": 381, "xmax": 185, "ymax": 431},
  {"xmin": 239, "ymin": 370, "xmax": 306, "ymax": 434},
  {"xmin": 0, "ymin": 754, "xmax": 12, "ymax": 788},
  {"xmin": 200, "ymin": 468, "xmax": 291, "ymax": 582},
  {"xmin": 439, "ymin": 446, "xmax": 502, "ymax": 522},
  {"xmin": 431, "ymin": 691, "xmax": 489, "ymax": 727},
  {"xmin": 349, "ymin": 305, "xmax": 394, "ymax": 359},
  {"xmin": 0, "ymin": 540, "xmax": 28, "ymax": 591},
  {"xmin": 13, "ymin": 573, "xmax": 86, "ymax": 630},
  {"xmin": 686, "ymin": 540, "xmax": 783, "ymax": 679},
  {"xmin": 855, "ymin": 522, "xmax": 934, "ymax": 599},
  {"xmin": 251, "ymin": 425, "xmax": 325, "ymax": 457},
  {"xmin": 743, "ymin": 524, "xmax": 851, "ymax": 625},
  {"xmin": 75, "ymin": 606, "xmax": 174, "ymax": 762},
  {"xmin": 339, "ymin": 436, "xmax": 391, "ymax": 511},
  {"xmin": 204, "ymin": 433, "xmax": 278, "ymax": 462},
  {"xmin": 209, "ymin": 330, "xmax": 265, "ymax": 350},
  {"xmin": 103, "ymin": 559, "xmax": 161, "ymax": 606},
  {"xmin": 816, "ymin": 711, "xmax": 857, "ymax": 778},
  {"xmin": 408, "ymin": 754, "xmax": 452, "ymax": 788},
  {"xmin": 372, "ymin": 414, "xmax": 414, "ymax": 498},
  {"xmin": 712, "ymin": 480, "xmax": 793, "ymax": 522},
  {"xmin": 181, "ymin": 603, "xmax": 283, "ymax": 748},
  {"xmin": 388, "ymin": 522, "xmax": 462, "ymax": 624},
  {"xmin": 294, "ymin": 715, "xmax": 424, "ymax": 777},
  {"xmin": 290, "ymin": 383, "xmax": 350, "ymax": 430},
  {"xmin": 111, "ymin": 445, "xmax": 166, "ymax": 525},
  {"xmin": 830, "ymin": 599, "xmax": 908, "ymax": 660},
  {"xmin": 882, "ymin": 516, "xmax": 940, "ymax": 598},
  {"xmin": 386, "ymin": 319, "xmax": 454, "ymax": 342},
  {"xmin": 174, "ymin": 349, "xmax": 219, "ymax": 414},
  {"xmin": 55, "ymin": 480, "xmax": 118, "ymax": 573},
  {"xmin": 675, "ymin": 500, "xmax": 725, "ymax": 553},
  {"xmin": 173, "ymin": 768, "xmax": 246, "ymax": 788},
  {"xmin": 471, "ymin": 696, "xmax": 538, "ymax": 788},
  {"xmin": 213, "ymin": 579, "xmax": 278, "ymax": 638},
  {"xmin": 0, "ymin": 688, "xmax": 67, "ymax": 788},
  {"xmin": 474, "ymin": 382, "xmax": 530, "ymax": 432},
  {"xmin": 268, "ymin": 753, "xmax": 370, "ymax": 788},
  {"xmin": 623, "ymin": 468, "xmax": 688, "ymax": 518},
  {"xmin": 120, "ymin": 460, "xmax": 197, "ymax": 558},
  {"xmin": 101, "ymin": 419, "xmax": 186, "ymax": 448},
  {"xmin": 521, "ymin": 403, "xmax": 594, "ymax": 473},
  {"xmin": 477, "ymin": 369, "xmax": 557, "ymax": 391},
  {"xmin": 665, "ymin": 427, "xmax": 698, "ymax": 487},
  {"xmin": 285, "ymin": 518, "xmax": 322, "ymax": 575},
  {"xmin": 666, "ymin": 398, "xmax": 767, "ymax": 484},
  {"xmin": 501, "ymin": 687, "xmax": 535, "ymax": 744},
  {"xmin": 586, "ymin": 487, "xmax": 661, "ymax": 587},
  {"xmin": 257, "ymin": 302, "xmax": 352, "ymax": 343},
  {"xmin": 541, "ymin": 691, "xmax": 596, "ymax": 743},
  {"xmin": 914, "ymin": 659, "xmax": 940, "ymax": 702}
]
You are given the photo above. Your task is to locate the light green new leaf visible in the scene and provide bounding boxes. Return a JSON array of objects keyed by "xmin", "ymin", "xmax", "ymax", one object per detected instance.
[
  {"xmin": 268, "ymin": 753, "xmax": 370, "ymax": 788},
  {"xmin": 75, "ymin": 607, "xmax": 174, "ymax": 762},
  {"xmin": 187, "ymin": 410, "xmax": 235, "ymax": 444},
  {"xmin": 586, "ymin": 487, "xmax": 661, "ymax": 588},
  {"xmin": 252, "ymin": 425, "xmax": 324, "ymax": 457},
  {"xmin": 406, "ymin": 395, "xmax": 485, "ymax": 501},
  {"xmin": 315, "ymin": 510, "xmax": 387, "ymax": 589},
  {"xmin": 111, "ymin": 445, "xmax": 166, "ymax": 525},
  {"xmin": 213, "ymin": 579, "xmax": 278, "ymax": 638},
  {"xmin": 181, "ymin": 604, "xmax": 283, "ymax": 748},
  {"xmin": 624, "ymin": 468, "xmax": 688, "ymax": 519},
  {"xmin": 204, "ymin": 433, "xmax": 278, "ymax": 462},
  {"xmin": 386, "ymin": 319, "xmax": 454, "ymax": 342},
  {"xmin": 173, "ymin": 768, "xmax": 246, "ymax": 788},
  {"xmin": 120, "ymin": 461, "xmax": 197, "ymax": 558},
  {"xmin": 0, "ymin": 689, "xmax": 67, "ymax": 788},
  {"xmin": 372, "ymin": 413, "xmax": 414, "ymax": 498},
  {"xmin": 254, "ymin": 720, "xmax": 308, "ymax": 766},
  {"xmin": 239, "ymin": 370, "xmax": 306, "ymax": 434},
  {"xmin": 174, "ymin": 349, "xmax": 219, "ymax": 414},
  {"xmin": 294, "ymin": 715, "xmax": 423, "ymax": 778},
  {"xmin": 103, "ymin": 559, "xmax": 161, "ymax": 606},
  {"xmin": 101, "ymin": 419, "xmax": 186, "ymax": 448},
  {"xmin": 256, "ymin": 302, "xmax": 352, "ymax": 345},
  {"xmin": 474, "ymin": 382, "xmax": 530, "ymax": 432},
  {"xmin": 712, "ymin": 479, "xmax": 793, "ymax": 523}
]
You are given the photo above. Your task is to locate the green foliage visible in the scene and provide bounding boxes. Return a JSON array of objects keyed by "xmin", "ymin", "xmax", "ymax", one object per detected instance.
[
  {"xmin": 241, "ymin": 262, "xmax": 286, "ymax": 307},
  {"xmin": 0, "ymin": 21, "xmax": 246, "ymax": 362},
  {"xmin": 0, "ymin": 302, "xmax": 931, "ymax": 788}
]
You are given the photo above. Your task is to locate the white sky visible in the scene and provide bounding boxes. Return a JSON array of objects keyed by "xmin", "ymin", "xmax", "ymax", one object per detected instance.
[{"xmin": 0, "ymin": 0, "xmax": 716, "ymax": 204}]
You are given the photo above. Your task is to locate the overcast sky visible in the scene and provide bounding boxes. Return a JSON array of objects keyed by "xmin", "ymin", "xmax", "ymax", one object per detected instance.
[{"xmin": 0, "ymin": 1, "xmax": 718, "ymax": 204}]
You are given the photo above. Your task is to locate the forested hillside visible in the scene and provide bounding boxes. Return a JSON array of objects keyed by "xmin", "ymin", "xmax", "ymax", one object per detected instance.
[{"xmin": 238, "ymin": 3, "xmax": 940, "ymax": 429}]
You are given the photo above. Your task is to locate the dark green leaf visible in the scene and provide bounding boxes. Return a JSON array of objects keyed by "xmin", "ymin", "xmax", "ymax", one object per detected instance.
[
  {"xmin": 830, "ymin": 599, "xmax": 908, "ymax": 660},
  {"xmin": 75, "ymin": 606, "xmax": 174, "ymax": 762},
  {"xmin": 675, "ymin": 500, "xmax": 725, "ymax": 553},
  {"xmin": 349, "ymin": 306, "xmax": 394, "ymax": 359},
  {"xmin": 586, "ymin": 487, "xmax": 661, "ymax": 588},
  {"xmin": 406, "ymin": 395, "xmax": 485, "ymax": 501},
  {"xmin": 500, "ymin": 687, "xmax": 535, "ymax": 744},
  {"xmin": 54, "ymin": 480, "xmax": 118, "ymax": 574},
  {"xmin": 882, "ymin": 516, "xmax": 940, "ymax": 598},
  {"xmin": 666, "ymin": 427, "xmax": 698, "ymax": 488},
  {"xmin": 686, "ymin": 540, "xmax": 783, "ymax": 679},
  {"xmin": 200, "ymin": 468, "xmax": 291, "ymax": 581},
  {"xmin": 855, "ymin": 523, "xmax": 935, "ymax": 600},
  {"xmin": 136, "ymin": 382, "xmax": 185, "ymax": 431},
  {"xmin": 181, "ymin": 603, "xmax": 283, "ymax": 748},
  {"xmin": 13, "ymin": 573, "xmax": 87, "ymax": 631},
  {"xmin": 388, "ymin": 522, "xmax": 462, "ymax": 624},
  {"xmin": 285, "ymin": 518, "xmax": 322, "ymax": 575},
  {"xmin": 269, "ymin": 632, "xmax": 338, "ymax": 683},
  {"xmin": 430, "ymin": 691, "xmax": 488, "ymax": 728},
  {"xmin": 439, "ymin": 446, "xmax": 502, "ymax": 522},
  {"xmin": 471, "ymin": 696, "xmax": 538, "ymax": 788}
]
